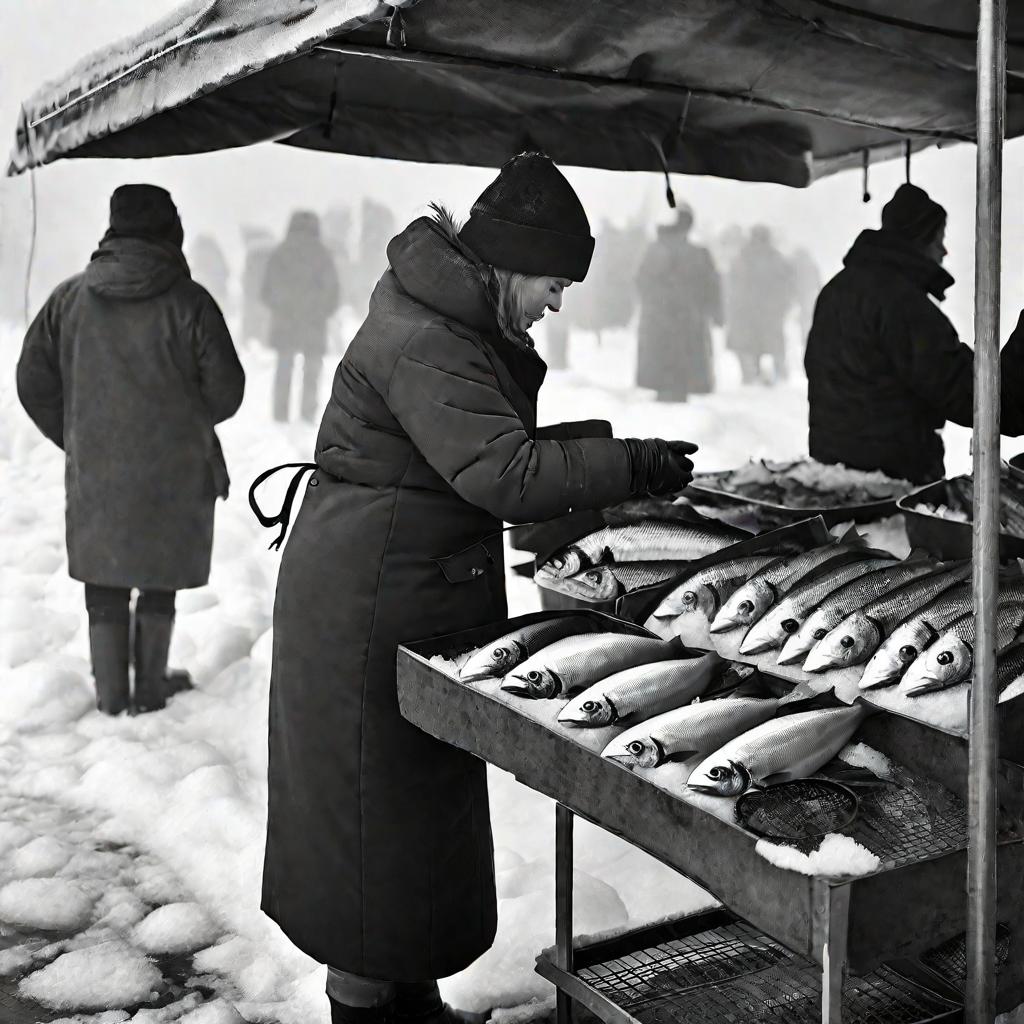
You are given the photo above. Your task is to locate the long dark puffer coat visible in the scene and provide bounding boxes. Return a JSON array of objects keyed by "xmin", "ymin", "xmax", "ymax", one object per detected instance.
[
  {"xmin": 636, "ymin": 224, "xmax": 722, "ymax": 398},
  {"xmin": 805, "ymin": 229, "xmax": 1024, "ymax": 484},
  {"xmin": 262, "ymin": 217, "xmax": 636, "ymax": 981},
  {"xmin": 16, "ymin": 236, "xmax": 245, "ymax": 590}
]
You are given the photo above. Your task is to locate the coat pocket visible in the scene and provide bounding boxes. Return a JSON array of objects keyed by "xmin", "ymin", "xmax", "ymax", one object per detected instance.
[
  {"xmin": 433, "ymin": 542, "xmax": 495, "ymax": 584},
  {"xmin": 208, "ymin": 430, "xmax": 231, "ymax": 500}
]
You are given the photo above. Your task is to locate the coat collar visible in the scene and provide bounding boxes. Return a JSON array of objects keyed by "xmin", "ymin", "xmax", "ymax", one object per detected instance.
[{"xmin": 843, "ymin": 229, "xmax": 954, "ymax": 301}]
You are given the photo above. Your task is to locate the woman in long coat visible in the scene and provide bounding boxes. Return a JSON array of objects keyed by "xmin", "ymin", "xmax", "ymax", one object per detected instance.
[
  {"xmin": 256, "ymin": 154, "xmax": 697, "ymax": 1024},
  {"xmin": 17, "ymin": 184, "xmax": 245, "ymax": 716}
]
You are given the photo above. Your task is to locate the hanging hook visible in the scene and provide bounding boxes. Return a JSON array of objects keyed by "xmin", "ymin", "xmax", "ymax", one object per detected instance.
[
  {"xmin": 904, "ymin": 139, "xmax": 912, "ymax": 182},
  {"xmin": 386, "ymin": 6, "xmax": 406, "ymax": 48},
  {"xmin": 861, "ymin": 149, "xmax": 871, "ymax": 203}
]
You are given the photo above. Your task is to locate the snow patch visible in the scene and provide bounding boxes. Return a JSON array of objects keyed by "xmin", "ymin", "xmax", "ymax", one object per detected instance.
[
  {"xmin": 133, "ymin": 903, "xmax": 219, "ymax": 954},
  {"xmin": 755, "ymin": 834, "xmax": 881, "ymax": 877},
  {"xmin": 178, "ymin": 999, "xmax": 246, "ymax": 1024},
  {"xmin": 0, "ymin": 878, "xmax": 95, "ymax": 930},
  {"xmin": 19, "ymin": 941, "xmax": 161, "ymax": 1010},
  {"xmin": 10, "ymin": 834, "xmax": 71, "ymax": 876},
  {"xmin": 838, "ymin": 742, "xmax": 894, "ymax": 780}
]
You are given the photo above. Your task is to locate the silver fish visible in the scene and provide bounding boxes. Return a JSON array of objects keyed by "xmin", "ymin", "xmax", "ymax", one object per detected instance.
[
  {"xmin": 602, "ymin": 695, "xmax": 780, "ymax": 768},
  {"xmin": 858, "ymin": 585, "xmax": 974, "ymax": 690},
  {"xmin": 809, "ymin": 563, "xmax": 971, "ymax": 672},
  {"xmin": 900, "ymin": 601, "xmax": 1024, "ymax": 697},
  {"xmin": 540, "ymin": 521, "xmax": 750, "ymax": 579},
  {"xmin": 996, "ymin": 641, "xmax": 1024, "ymax": 696},
  {"xmin": 710, "ymin": 541, "xmax": 880, "ymax": 635},
  {"xmin": 535, "ymin": 561, "xmax": 691, "ymax": 604},
  {"xmin": 787, "ymin": 561, "xmax": 938, "ymax": 671},
  {"xmin": 557, "ymin": 653, "xmax": 722, "ymax": 727},
  {"xmin": 687, "ymin": 705, "xmax": 868, "ymax": 796},
  {"xmin": 502, "ymin": 632, "xmax": 681, "ymax": 699},
  {"xmin": 460, "ymin": 616, "xmax": 605, "ymax": 682},
  {"xmin": 651, "ymin": 554, "xmax": 783, "ymax": 621},
  {"xmin": 739, "ymin": 557, "xmax": 898, "ymax": 656}
]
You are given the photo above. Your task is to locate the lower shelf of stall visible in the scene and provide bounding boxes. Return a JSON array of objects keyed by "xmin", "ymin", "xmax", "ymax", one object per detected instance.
[{"xmin": 536, "ymin": 909, "xmax": 962, "ymax": 1024}]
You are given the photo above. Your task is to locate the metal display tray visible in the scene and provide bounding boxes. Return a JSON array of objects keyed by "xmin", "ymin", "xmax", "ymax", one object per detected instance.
[
  {"xmin": 395, "ymin": 611, "xmax": 1024, "ymax": 1004},
  {"xmin": 536, "ymin": 908, "xmax": 964, "ymax": 1024},
  {"xmin": 897, "ymin": 479, "xmax": 1024, "ymax": 560}
]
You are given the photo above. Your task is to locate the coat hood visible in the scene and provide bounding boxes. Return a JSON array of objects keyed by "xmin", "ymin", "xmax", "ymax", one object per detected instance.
[
  {"xmin": 844, "ymin": 229, "xmax": 954, "ymax": 301},
  {"xmin": 85, "ymin": 235, "xmax": 189, "ymax": 300},
  {"xmin": 385, "ymin": 216, "xmax": 499, "ymax": 337}
]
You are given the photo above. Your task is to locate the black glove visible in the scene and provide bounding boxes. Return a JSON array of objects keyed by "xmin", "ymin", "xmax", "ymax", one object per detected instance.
[{"xmin": 622, "ymin": 438, "xmax": 699, "ymax": 497}]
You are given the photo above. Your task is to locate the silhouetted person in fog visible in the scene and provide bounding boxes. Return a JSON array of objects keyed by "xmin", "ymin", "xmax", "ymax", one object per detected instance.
[
  {"xmin": 790, "ymin": 246, "xmax": 821, "ymax": 350},
  {"xmin": 726, "ymin": 225, "xmax": 795, "ymax": 384},
  {"xmin": 262, "ymin": 211, "xmax": 340, "ymax": 422},
  {"xmin": 187, "ymin": 234, "xmax": 231, "ymax": 316},
  {"xmin": 241, "ymin": 226, "xmax": 274, "ymax": 347},
  {"xmin": 636, "ymin": 206, "xmax": 722, "ymax": 401},
  {"xmin": 16, "ymin": 184, "xmax": 245, "ymax": 716}
]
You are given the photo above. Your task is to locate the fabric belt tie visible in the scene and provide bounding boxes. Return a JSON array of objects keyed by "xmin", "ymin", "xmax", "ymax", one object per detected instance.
[{"xmin": 248, "ymin": 462, "xmax": 318, "ymax": 550}]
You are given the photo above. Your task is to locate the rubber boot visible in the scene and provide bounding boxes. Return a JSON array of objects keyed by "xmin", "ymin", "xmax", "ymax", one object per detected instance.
[
  {"xmin": 88, "ymin": 615, "xmax": 131, "ymax": 715},
  {"xmin": 133, "ymin": 611, "xmax": 175, "ymax": 714},
  {"xmin": 395, "ymin": 983, "xmax": 485, "ymax": 1024},
  {"xmin": 328, "ymin": 998, "xmax": 394, "ymax": 1024}
]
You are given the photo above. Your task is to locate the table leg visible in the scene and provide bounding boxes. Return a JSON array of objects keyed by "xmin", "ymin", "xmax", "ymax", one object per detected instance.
[
  {"xmin": 555, "ymin": 803, "xmax": 574, "ymax": 1024},
  {"xmin": 821, "ymin": 883, "xmax": 851, "ymax": 1024}
]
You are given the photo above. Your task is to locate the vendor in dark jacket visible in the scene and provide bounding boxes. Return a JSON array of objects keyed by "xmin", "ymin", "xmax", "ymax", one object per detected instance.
[
  {"xmin": 805, "ymin": 182, "xmax": 1024, "ymax": 483},
  {"xmin": 17, "ymin": 185, "xmax": 245, "ymax": 716},
  {"xmin": 257, "ymin": 153, "xmax": 699, "ymax": 1024}
]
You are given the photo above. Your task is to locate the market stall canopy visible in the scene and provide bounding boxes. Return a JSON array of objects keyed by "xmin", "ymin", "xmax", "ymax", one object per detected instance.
[{"xmin": 11, "ymin": 0, "xmax": 1024, "ymax": 186}]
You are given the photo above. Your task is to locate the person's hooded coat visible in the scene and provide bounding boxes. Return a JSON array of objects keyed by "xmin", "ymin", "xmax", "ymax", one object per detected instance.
[
  {"xmin": 261, "ymin": 214, "xmax": 635, "ymax": 980},
  {"xmin": 805, "ymin": 229, "xmax": 1024, "ymax": 483},
  {"xmin": 16, "ymin": 235, "xmax": 245, "ymax": 590}
]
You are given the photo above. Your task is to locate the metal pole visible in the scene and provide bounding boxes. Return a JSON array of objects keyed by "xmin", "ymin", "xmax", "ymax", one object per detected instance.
[
  {"xmin": 969, "ymin": 0, "xmax": 1005, "ymax": 1020},
  {"xmin": 555, "ymin": 803, "xmax": 574, "ymax": 1024}
]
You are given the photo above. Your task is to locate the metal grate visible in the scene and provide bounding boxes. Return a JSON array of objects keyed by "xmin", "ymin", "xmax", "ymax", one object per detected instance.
[
  {"xmin": 577, "ymin": 920, "xmax": 959, "ymax": 1024},
  {"xmin": 921, "ymin": 924, "xmax": 1013, "ymax": 989}
]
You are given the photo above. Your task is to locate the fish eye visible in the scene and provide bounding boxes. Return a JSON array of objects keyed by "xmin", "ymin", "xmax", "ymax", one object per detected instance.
[
  {"xmin": 627, "ymin": 741, "xmax": 645, "ymax": 755},
  {"xmin": 898, "ymin": 646, "xmax": 917, "ymax": 662},
  {"xmin": 738, "ymin": 601, "xmax": 753, "ymax": 614},
  {"xmin": 527, "ymin": 670, "xmax": 542, "ymax": 682},
  {"xmin": 936, "ymin": 651, "xmax": 954, "ymax": 666},
  {"xmin": 682, "ymin": 592, "xmax": 697, "ymax": 606},
  {"xmin": 781, "ymin": 619, "xmax": 799, "ymax": 634},
  {"xmin": 813, "ymin": 628, "xmax": 827, "ymax": 640},
  {"xmin": 582, "ymin": 700, "xmax": 599, "ymax": 712},
  {"xmin": 585, "ymin": 571, "xmax": 602, "ymax": 583},
  {"xmin": 492, "ymin": 646, "xmax": 509, "ymax": 660},
  {"xmin": 840, "ymin": 636, "xmax": 855, "ymax": 649},
  {"xmin": 708, "ymin": 766, "xmax": 729, "ymax": 780}
]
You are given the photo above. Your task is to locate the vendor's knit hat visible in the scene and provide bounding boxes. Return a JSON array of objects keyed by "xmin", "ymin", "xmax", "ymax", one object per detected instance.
[
  {"xmin": 459, "ymin": 152, "xmax": 594, "ymax": 281},
  {"xmin": 109, "ymin": 184, "xmax": 183, "ymax": 247},
  {"xmin": 881, "ymin": 184, "xmax": 946, "ymax": 245}
]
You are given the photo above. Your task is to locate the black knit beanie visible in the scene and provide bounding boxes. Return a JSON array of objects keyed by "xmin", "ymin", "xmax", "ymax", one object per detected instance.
[
  {"xmin": 459, "ymin": 153, "xmax": 594, "ymax": 281},
  {"xmin": 881, "ymin": 183, "xmax": 946, "ymax": 245},
  {"xmin": 109, "ymin": 184, "xmax": 184, "ymax": 247}
]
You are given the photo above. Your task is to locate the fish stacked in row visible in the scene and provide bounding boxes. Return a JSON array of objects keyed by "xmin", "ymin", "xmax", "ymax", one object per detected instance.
[
  {"xmin": 650, "ymin": 534, "xmax": 1024, "ymax": 700},
  {"xmin": 914, "ymin": 469, "xmax": 1024, "ymax": 539},
  {"xmin": 459, "ymin": 616, "xmax": 868, "ymax": 798},
  {"xmin": 534, "ymin": 519, "xmax": 752, "ymax": 603}
]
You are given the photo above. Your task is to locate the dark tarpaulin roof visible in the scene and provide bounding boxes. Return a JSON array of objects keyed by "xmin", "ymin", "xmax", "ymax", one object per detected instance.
[{"xmin": 11, "ymin": 0, "xmax": 1024, "ymax": 186}]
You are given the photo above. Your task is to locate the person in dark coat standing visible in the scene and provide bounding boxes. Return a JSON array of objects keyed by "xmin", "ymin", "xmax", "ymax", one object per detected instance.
[
  {"xmin": 16, "ymin": 185, "xmax": 245, "ymax": 715},
  {"xmin": 805, "ymin": 183, "xmax": 1024, "ymax": 483},
  {"xmin": 254, "ymin": 154, "xmax": 699, "ymax": 1024},
  {"xmin": 240, "ymin": 226, "xmax": 274, "ymax": 347},
  {"xmin": 726, "ymin": 225, "xmax": 795, "ymax": 383},
  {"xmin": 262, "ymin": 211, "xmax": 340, "ymax": 422},
  {"xmin": 636, "ymin": 206, "xmax": 722, "ymax": 400}
]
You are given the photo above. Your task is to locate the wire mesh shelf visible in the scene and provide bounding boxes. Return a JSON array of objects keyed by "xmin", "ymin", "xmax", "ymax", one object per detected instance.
[{"xmin": 572, "ymin": 918, "xmax": 960, "ymax": 1024}]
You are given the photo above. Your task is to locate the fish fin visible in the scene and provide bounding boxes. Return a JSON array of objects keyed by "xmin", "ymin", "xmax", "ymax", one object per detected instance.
[
  {"xmin": 702, "ymin": 663, "xmax": 767, "ymax": 699},
  {"xmin": 667, "ymin": 636, "xmax": 692, "ymax": 656},
  {"xmin": 774, "ymin": 687, "xmax": 843, "ymax": 714},
  {"xmin": 904, "ymin": 547, "xmax": 935, "ymax": 563}
]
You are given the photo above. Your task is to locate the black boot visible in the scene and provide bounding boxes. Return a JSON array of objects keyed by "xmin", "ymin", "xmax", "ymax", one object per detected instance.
[
  {"xmin": 394, "ymin": 983, "xmax": 444, "ymax": 1024},
  {"xmin": 133, "ymin": 611, "xmax": 175, "ymax": 714},
  {"xmin": 88, "ymin": 614, "xmax": 131, "ymax": 715},
  {"xmin": 328, "ymin": 997, "xmax": 394, "ymax": 1024}
]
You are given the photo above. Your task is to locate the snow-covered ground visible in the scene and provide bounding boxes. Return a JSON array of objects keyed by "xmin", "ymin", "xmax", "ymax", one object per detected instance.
[{"xmin": 0, "ymin": 321, "xmax": 999, "ymax": 1023}]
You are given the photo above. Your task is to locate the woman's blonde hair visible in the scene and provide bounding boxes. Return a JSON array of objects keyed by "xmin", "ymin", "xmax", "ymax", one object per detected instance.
[{"xmin": 429, "ymin": 203, "xmax": 540, "ymax": 343}]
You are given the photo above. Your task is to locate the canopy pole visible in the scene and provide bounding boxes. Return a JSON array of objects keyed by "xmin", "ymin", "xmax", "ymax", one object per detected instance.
[{"xmin": 969, "ymin": 0, "xmax": 1005, "ymax": 1020}]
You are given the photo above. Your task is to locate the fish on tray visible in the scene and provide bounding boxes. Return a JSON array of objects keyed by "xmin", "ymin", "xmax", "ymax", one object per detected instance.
[
  {"xmin": 997, "ymin": 641, "xmax": 1024, "ymax": 697},
  {"xmin": 687, "ymin": 705, "xmax": 868, "ymax": 796},
  {"xmin": 535, "ymin": 561, "xmax": 692, "ymax": 603},
  {"xmin": 602, "ymin": 692, "xmax": 781, "ymax": 769},
  {"xmin": 785, "ymin": 560, "xmax": 938, "ymax": 670},
  {"xmin": 858, "ymin": 584, "xmax": 974, "ymax": 690},
  {"xmin": 899, "ymin": 600, "xmax": 1024, "ymax": 697},
  {"xmin": 709, "ymin": 536, "xmax": 885, "ymax": 636},
  {"xmin": 805, "ymin": 562, "xmax": 972, "ymax": 672},
  {"xmin": 539, "ymin": 520, "xmax": 751, "ymax": 579},
  {"xmin": 738, "ymin": 556, "xmax": 899, "ymax": 655},
  {"xmin": 557, "ymin": 652, "xmax": 723, "ymax": 727},
  {"xmin": 459, "ymin": 615, "xmax": 608, "ymax": 682},
  {"xmin": 650, "ymin": 553, "xmax": 783, "ymax": 622},
  {"xmin": 501, "ymin": 633, "xmax": 683, "ymax": 699}
]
